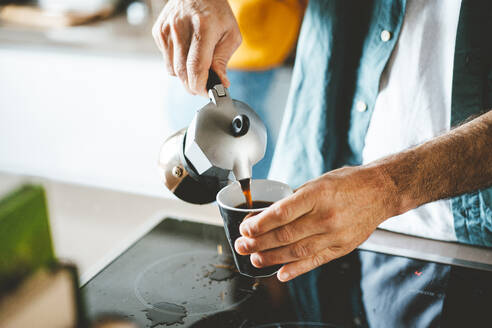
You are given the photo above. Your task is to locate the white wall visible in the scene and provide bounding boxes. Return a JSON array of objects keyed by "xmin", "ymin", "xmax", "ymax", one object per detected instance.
[{"xmin": 0, "ymin": 46, "xmax": 205, "ymax": 197}]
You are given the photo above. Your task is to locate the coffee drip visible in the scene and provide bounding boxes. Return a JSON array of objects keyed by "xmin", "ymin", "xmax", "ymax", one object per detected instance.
[{"xmin": 239, "ymin": 178, "xmax": 253, "ymax": 209}]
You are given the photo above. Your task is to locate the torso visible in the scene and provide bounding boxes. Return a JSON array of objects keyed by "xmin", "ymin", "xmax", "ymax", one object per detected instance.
[{"xmin": 362, "ymin": 0, "xmax": 462, "ymax": 241}]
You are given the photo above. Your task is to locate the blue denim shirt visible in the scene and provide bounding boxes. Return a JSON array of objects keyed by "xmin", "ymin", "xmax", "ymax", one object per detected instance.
[{"xmin": 269, "ymin": 0, "xmax": 492, "ymax": 246}]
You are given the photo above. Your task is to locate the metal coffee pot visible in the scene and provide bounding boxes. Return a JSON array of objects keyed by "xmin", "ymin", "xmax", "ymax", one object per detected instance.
[{"xmin": 158, "ymin": 69, "xmax": 267, "ymax": 204}]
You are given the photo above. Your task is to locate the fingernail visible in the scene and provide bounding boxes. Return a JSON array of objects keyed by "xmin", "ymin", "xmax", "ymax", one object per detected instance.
[
  {"xmin": 240, "ymin": 222, "xmax": 251, "ymax": 236},
  {"xmin": 235, "ymin": 238, "xmax": 247, "ymax": 253},
  {"xmin": 250, "ymin": 253, "xmax": 262, "ymax": 267},
  {"xmin": 278, "ymin": 271, "xmax": 290, "ymax": 281}
]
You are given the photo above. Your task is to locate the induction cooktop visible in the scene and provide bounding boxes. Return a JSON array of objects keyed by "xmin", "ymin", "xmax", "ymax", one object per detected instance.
[{"xmin": 81, "ymin": 218, "xmax": 492, "ymax": 328}]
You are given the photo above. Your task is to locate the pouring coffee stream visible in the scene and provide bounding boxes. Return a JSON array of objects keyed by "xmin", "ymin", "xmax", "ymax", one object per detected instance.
[
  {"xmin": 159, "ymin": 69, "xmax": 267, "ymax": 206},
  {"xmin": 239, "ymin": 178, "xmax": 253, "ymax": 209}
]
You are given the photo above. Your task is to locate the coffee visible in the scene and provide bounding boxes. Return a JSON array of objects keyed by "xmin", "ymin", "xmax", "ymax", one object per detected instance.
[
  {"xmin": 235, "ymin": 201, "xmax": 273, "ymax": 209},
  {"xmin": 216, "ymin": 179, "xmax": 293, "ymax": 278},
  {"xmin": 239, "ymin": 178, "xmax": 253, "ymax": 209}
]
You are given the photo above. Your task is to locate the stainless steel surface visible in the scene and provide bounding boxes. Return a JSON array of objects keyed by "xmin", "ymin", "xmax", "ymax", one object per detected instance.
[
  {"xmin": 213, "ymin": 84, "xmax": 226, "ymax": 97},
  {"xmin": 172, "ymin": 166, "xmax": 183, "ymax": 178},
  {"xmin": 158, "ymin": 128, "xmax": 218, "ymax": 204},
  {"xmin": 185, "ymin": 86, "xmax": 266, "ymax": 181},
  {"xmin": 361, "ymin": 229, "xmax": 492, "ymax": 271},
  {"xmin": 160, "ymin": 79, "xmax": 267, "ymax": 204},
  {"xmin": 158, "ymin": 129, "xmax": 188, "ymax": 192}
]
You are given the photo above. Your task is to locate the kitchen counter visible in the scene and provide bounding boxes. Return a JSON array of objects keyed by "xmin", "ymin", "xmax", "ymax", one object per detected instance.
[
  {"xmin": 0, "ymin": 171, "xmax": 220, "ymax": 285},
  {"xmin": 1, "ymin": 171, "xmax": 491, "ymax": 287}
]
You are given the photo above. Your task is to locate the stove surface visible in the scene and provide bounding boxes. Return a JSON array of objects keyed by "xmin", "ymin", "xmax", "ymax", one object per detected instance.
[{"xmin": 82, "ymin": 218, "xmax": 492, "ymax": 327}]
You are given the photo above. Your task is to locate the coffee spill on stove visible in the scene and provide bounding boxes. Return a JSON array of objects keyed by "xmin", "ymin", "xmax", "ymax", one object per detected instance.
[
  {"xmin": 144, "ymin": 302, "xmax": 187, "ymax": 327},
  {"xmin": 210, "ymin": 267, "xmax": 235, "ymax": 281}
]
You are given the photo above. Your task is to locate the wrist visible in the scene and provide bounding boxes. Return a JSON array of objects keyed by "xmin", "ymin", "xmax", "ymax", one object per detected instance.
[{"xmin": 365, "ymin": 160, "xmax": 418, "ymax": 220}]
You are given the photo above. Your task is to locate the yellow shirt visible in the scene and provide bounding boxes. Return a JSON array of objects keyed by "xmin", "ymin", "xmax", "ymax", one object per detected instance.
[{"xmin": 228, "ymin": 0, "xmax": 305, "ymax": 70}]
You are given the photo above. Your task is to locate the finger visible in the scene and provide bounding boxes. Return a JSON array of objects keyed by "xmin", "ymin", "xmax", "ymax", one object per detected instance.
[
  {"xmin": 171, "ymin": 21, "xmax": 193, "ymax": 93},
  {"xmin": 152, "ymin": 22, "xmax": 164, "ymax": 52},
  {"xmin": 160, "ymin": 25, "xmax": 176, "ymax": 76},
  {"xmin": 152, "ymin": 7, "xmax": 169, "ymax": 53},
  {"xmin": 152, "ymin": 7, "xmax": 175, "ymax": 76},
  {"xmin": 276, "ymin": 248, "xmax": 339, "ymax": 282},
  {"xmin": 235, "ymin": 213, "xmax": 325, "ymax": 255},
  {"xmin": 249, "ymin": 234, "xmax": 331, "ymax": 268},
  {"xmin": 153, "ymin": 25, "xmax": 175, "ymax": 76},
  {"xmin": 239, "ymin": 189, "xmax": 315, "ymax": 238},
  {"xmin": 187, "ymin": 29, "xmax": 216, "ymax": 96},
  {"xmin": 211, "ymin": 30, "xmax": 241, "ymax": 88},
  {"xmin": 162, "ymin": 36, "xmax": 176, "ymax": 76}
]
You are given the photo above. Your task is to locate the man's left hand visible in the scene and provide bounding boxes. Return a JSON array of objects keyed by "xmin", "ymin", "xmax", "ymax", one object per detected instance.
[
  {"xmin": 234, "ymin": 166, "xmax": 396, "ymax": 282},
  {"xmin": 235, "ymin": 110, "xmax": 492, "ymax": 282}
]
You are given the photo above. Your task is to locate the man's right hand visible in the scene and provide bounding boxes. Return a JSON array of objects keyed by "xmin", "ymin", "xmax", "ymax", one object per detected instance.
[{"xmin": 152, "ymin": 0, "xmax": 241, "ymax": 96}]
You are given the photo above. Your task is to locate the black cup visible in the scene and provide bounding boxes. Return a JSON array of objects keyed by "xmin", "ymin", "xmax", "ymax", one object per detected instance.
[{"xmin": 216, "ymin": 179, "xmax": 293, "ymax": 278}]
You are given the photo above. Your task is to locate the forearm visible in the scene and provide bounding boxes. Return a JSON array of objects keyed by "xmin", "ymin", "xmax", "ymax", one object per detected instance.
[{"xmin": 373, "ymin": 109, "xmax": 492, "ymax": 217}]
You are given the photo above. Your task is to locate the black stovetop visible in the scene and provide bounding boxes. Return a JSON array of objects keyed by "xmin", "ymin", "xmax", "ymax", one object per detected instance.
[{"xmin": 82, "ymin": 218, "xmax": 492, "ymax": 328}]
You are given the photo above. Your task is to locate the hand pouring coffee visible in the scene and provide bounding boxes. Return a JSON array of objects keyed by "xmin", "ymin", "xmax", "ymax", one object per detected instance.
[{"xmin": 158, "ymin": 69, "xmax": 266, "ymax": 205}]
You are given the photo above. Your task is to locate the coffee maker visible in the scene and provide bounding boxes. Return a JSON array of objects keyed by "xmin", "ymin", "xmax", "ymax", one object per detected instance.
[{"xmin": 158, "ymin": 69, "xmax": 267, "ymax": 204}]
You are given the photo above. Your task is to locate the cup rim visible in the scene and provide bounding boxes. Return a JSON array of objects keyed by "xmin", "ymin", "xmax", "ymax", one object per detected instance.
[{"xmin": 216, "ymin": 179, "xmax": 292, "ymax": 213}]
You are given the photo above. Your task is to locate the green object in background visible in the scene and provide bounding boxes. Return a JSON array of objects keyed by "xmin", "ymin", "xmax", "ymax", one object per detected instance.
[{"xmin": 0, "ymin": 185, "xmax": 55, "ymax": 294}]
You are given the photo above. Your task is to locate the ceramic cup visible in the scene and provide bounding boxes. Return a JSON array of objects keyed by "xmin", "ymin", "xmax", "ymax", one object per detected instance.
[{"xmin": 216, "ymin": 179, "xmax": 293, "ymax": 278}]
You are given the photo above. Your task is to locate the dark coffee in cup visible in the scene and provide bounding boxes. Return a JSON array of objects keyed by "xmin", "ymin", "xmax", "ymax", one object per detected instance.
[
  {"xmin": 216, "ymin": 180, "xmax": 292, "ymax": 278},
  {"xmin": 235, "ymin": 201, "xmax": 273, "ymax": 209}
]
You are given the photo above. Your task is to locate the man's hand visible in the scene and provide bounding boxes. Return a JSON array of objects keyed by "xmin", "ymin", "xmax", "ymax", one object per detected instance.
[
  {"xmin": 235, "ymin": 109, "xmax": 492, "ymax": 283},
  {"xmin": 235, "ymin": 166, "xmax": 396, "ymax": 282},
  {"xmin": 152, "ymin": 0, "xmax": 241, "ymax": 96}
]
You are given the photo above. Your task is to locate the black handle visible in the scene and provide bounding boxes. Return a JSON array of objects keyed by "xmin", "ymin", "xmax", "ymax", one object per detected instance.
[{"xmin": 206, "ymin": 68, "xmax": 222, "ymax": 91}]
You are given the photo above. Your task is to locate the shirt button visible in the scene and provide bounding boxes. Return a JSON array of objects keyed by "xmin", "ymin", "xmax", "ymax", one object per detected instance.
[
  {"xmin": 380, "ymin": 30, "xmax": 392, "ymax": 42},
  {"xmin": 356, "ymin": 101, "xmax": 367, "ymax": 112}
]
